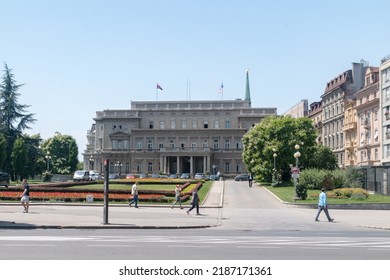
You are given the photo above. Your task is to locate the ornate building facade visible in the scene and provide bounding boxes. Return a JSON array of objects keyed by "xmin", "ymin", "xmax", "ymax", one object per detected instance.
[{"xmin": 83, "ymin": 73, "xmax": 277, "ymax": 177}]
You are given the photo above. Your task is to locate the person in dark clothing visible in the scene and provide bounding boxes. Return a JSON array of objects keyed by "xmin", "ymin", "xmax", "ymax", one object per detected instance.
[{"xmin": 187, "ymin": 189, "xmax": 200, "ymax": 215}]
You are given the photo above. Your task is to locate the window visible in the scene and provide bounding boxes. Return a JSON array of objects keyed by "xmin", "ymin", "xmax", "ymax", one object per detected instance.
[
  {"xmin": 148, "ymin": 140, "xmax": 153, "ymax": 150},
  {"xmin": 147, "ymin": 162, "xmax": 153, "ymax": 172},
  {"xmin": 149, "ymin": 121, "xmax": 153, "ymax": 129},
  {"xmin": 214, "ymin": 120, "xmax": 220, "ymax": 128},
  {"xmin": 158, "ymin": 142, "xmax": 164, "ymax": 149},
  {"xmin": 203, "ymin": 121, "xmax": 208, "ymax": 128},
  {"xmin": 136, "ymin": 141, "xmax": 142, "ymax": 150},
  {"xmin": 170, "ymin": 120, "xmax": 176, "ymax": 129},
  {"xmin": 181, "ymin": 120, "xmax": 187, "ymax": 129},
  {"xmin": 224, "ymin": 162, "xmax": 230, "ymax": 173},
  {"xmin": 160, "ymin": 121, "xmax": 165, "ymax": 129},
  {"xmin": 225, "ymin": 120, "xmax": 231, "ymax": 128},
  {"xmin": 169, "ymin": 140, "xmax": 175, "ymax": 148},
  {"xmin": 203, "ymin": 140, "xmax": 208, "ymax": 148},
  {"xmin": 112, "ymin": 140, "xmax": 118, "ymax": 150},
  {"xmin": 213, "ymin": 139, "xmax": 219, "ymax": 149},
  {"xmin": 191, "ymin": 141, "xmax": 197, "ymax": 150},
  {"xmin": 224, "ymin": 139, "xmax": 230, "ymax": 149},
  {"xmin": 192, "ymin": 120, "xmax": 197, "ymax": 128}
]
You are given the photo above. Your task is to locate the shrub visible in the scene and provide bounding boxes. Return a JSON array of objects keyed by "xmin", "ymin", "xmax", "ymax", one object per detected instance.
[
  {"xmin": 298, "ymin": 169, "xmax": 326, "ymax": 190},
  {"xmin": 329, "ymin": 188, "xmax": 368, "ymax": 199}
]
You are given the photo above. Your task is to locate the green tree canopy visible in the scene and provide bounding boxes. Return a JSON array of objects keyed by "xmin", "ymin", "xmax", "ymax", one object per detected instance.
[
  {"xmin": 12, "ymin": 136, "xmax": 27, "ymax": 180},
  {"xmin": 0, "ymin": 63, "xmax": 36, "ymax": 175},
  {"xmin": 242, "ymin": 115, "xmax": 318, "ymax": 182},
  {"xmin": 42, "ymin": 132, "xmax": 79, "ymax": 174}
]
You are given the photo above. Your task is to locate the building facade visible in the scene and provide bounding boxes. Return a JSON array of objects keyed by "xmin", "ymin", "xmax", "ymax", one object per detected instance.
[
  {"xmin": 321, "ymin": 62, "xmax": 367, "ymax": 167},
  {"xmin": 380, "ymin": 55, "xmax": 390, "ymax": 165},
  {"xmin": 355, "ymin": 67, "xmax": 381, "ymax": 166},
  {"xmin": 283, "ymin": 99, "xmax": 308, "ymax": 118},
  {"xmin": 308, "ymin": 101, "xmax": 323, "ymax": 145},
  {"xmin": 83, "ymin": 99, "xmax": 277, "ymax": 177}
]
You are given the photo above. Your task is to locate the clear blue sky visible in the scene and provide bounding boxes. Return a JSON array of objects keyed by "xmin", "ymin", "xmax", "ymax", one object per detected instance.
[{"xmin": 1, "ymin": 0, "xmax": 390, "ymax": 159}]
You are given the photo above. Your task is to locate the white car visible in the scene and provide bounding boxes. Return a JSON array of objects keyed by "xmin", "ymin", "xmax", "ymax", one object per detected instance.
[
  {"xmin": 194, "ymin": 173, "xmax": 204, "ymax": 179},
  {"xmin": 73, "ymin": 170, "xmax": 90, "ymax": 181},
  {"xmin": 89, "ymin": 171, "xmax": 101, "ymax": 181}
]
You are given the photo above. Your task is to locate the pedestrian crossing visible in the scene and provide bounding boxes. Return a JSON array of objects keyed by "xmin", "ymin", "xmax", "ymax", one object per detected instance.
[{"xmin": 2, "ymin": 234, "xmax": 390, "ymax": 249}]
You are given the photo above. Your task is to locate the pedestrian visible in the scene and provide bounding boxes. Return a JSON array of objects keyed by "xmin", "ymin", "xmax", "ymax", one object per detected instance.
[
  {"xmin": 129, "ymin": 181, "xmax": 139, "ymax": 208},
  {"xmin": 315, "ymin": 188, "xmax": 334, "ymax": 222},
  {"xmin": 248, "ymin": 173, "xmax": 253, "ymax": 187},
  {"xmin": 20, "ymin": 179, "xmax": 30, "ymax": 213},
  {"xmin": 171, "ymin": 184, "xmax": 183, "ymax": 209},
  {"xmin": 187, "ymin": 189, "xmax": 200, "ymax": 215}
]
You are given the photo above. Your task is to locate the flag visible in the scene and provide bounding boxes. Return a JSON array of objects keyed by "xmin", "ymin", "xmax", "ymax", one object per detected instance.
[
  {"xmin": 156, "ymin": 83, "xmax": 163, "ymax": 91},
  {"xmin": 219, "ymin": 83, "xmax": 224, "ymax": 93}
]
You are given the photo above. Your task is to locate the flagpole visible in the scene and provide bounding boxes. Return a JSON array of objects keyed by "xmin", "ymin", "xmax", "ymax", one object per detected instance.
[{"xmin": 156, "ymin": 83, "xmax": 158, "ymax": 101}]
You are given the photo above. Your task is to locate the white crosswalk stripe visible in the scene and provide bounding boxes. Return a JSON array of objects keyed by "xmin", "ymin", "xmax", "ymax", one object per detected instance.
[{"xmin": 2, "ymin": 235, "xmax": 390, "ymax": 249}]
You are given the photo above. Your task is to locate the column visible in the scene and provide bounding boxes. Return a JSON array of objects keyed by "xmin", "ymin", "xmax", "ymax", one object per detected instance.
[{"xmin": 190, "ymin": 156, "xmax": 194, "ymax": 177}]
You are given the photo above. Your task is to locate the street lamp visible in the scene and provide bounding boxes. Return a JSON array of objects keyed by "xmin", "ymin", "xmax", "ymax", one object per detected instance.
[
  {"xmin": 293, "ymin": 144, "xmax": 301, "ymax": 198},
  {"xmin": 272, "ymin": 149, "xmax": 277, "ymax": 184},
  {"xmin": 89, "ymin": 155, "xmax": 94, "ymax": 171},
  {"xmin": 45, "ymin": 152, "xmax": 52, "ymax": 172},
  {"xmin": 115, "ymin": 161, "xmax": 123, "ymax": 177}
]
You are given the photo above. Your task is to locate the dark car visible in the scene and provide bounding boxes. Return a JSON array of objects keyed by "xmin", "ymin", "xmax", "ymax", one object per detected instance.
[
  {"xmin": 234, "ymin": 174, "xmax": 250, "ymax": 181},
  {"xmin": 0, "ymin": 171, "xmax": 10, "ymax": 187}
]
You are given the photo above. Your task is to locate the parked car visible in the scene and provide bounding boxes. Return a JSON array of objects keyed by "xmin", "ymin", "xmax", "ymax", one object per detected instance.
[
  {"xmin": 194, "ymin": 173, "xmax": 204, "ymax": 179},
  {"xmin": 150, "ymin": 173, "xmax": 160, "ymax": 178},
  {"xmin": 159, "ymin": 174, "xmax": 169, "ymax": 179},
  {"xmin": 169, "ymin": 174, "xmax": 178, "ymax": 179},
  {"xmin": 209, "ymin": 174, "xmax": 219, "ymax": 180},
  {"xmin": 126, "ymin": 174, "xmax": 136, "ymax": 179},
  {"xmin": 0, "ymin": 171, "xmax": 10, "ymax": 187},
  {"xmin": 139, "ymin": 173, "xmax": 148, "ymax": 179},
  {"xmin": 234, "ymin": 174, "xmax": 250, "ymax": 181},
  {"xmin": 73, "ymin": 170, "xmax": 90, "ymax": 182},
  {"xmin": 181, "ymin": 173, "xmax": 190, "ymax": 179},
  {"xmin": 108, "ymin": 173, "xmax": 119, "ymax": 180},
  {"xmin": 89, "ymin": 171, "xmax": 101, "ymax": 181}
]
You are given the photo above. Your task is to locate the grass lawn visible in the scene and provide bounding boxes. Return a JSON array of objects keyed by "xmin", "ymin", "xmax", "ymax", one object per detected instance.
[{"xmin": 261, "ymin": 182, "xmax": 390, "ymax": 204}]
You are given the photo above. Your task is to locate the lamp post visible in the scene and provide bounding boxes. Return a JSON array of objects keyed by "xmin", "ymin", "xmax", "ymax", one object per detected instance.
[
  {"xmin": 293, "ymin": 144, "xmax": 301, "ymax": 198},
  {"xmin": 115, "ymin": 161, "xmax": 123, "ymax": 177},
  {"xmin": 272, "ymin": 149, "xmax": 277, "ymax": 184},
  {"xmin": 89, "ymin": 155, "xmax": 94, "ymax": 171},
  {"xmin": 45, "ymin": 152, "xmax": 52, "ymax": 172}
]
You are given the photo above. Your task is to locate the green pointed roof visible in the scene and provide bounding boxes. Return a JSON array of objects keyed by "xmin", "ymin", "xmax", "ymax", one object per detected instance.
[{"xmin": 245, "ymin": 69, "xmax": 251, "ymax": 106}]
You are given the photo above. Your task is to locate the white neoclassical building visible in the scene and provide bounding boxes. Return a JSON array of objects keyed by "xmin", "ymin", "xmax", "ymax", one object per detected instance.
[{"xmin": 83, "ymin": 74, "xmax": 277, "ymax": 177}]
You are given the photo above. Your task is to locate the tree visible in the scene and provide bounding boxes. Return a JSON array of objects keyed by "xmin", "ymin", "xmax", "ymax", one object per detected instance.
[
  {"xmin": 42, "ymin": 133, "xmax": 79, "ymax": 174},
  {"xmin": 242, "ymin": 115, "xmax": 318, "ymax": 182},
  {"xmin": 308, "ymin": 145, "xmax": 338, "ymax": 170},
  {"xmin": 0, "ymin": 133, "xmax": 6, "ymax": 169},
  {"xmin": 12, "ymin": 137, "xmax": 28, "ymax": 181},
  {"xmin": 0, "ymin": 63, "xmax": 36, "ymax": 175}
]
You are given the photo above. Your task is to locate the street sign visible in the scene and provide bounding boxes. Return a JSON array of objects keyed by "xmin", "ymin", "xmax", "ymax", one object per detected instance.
[{"xmin": 291, "ymin": 167, "xmax": 300, "ymax": 174}]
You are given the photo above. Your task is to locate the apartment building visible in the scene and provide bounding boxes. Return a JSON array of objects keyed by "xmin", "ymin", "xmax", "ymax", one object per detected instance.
[
  {"xmin": 308, "ymin": 101, "xmax": 323, "ymax": 145},
  {"xmin": 380, "ymin": 55, "xmax": 390, "ymax": 165},
  {"xmin": 355, "ymin": 67, "xmax": 381, "ymax": 166},
  {"xmin": 343, "ymin": 98, "xmax": 357, "ymax": 166},
  {"xmin": 321, "ymin": 62, "xmax": 367, "ymax": 167}
]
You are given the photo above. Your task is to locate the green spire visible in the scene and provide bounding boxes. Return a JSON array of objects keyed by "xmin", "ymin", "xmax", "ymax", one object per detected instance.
[{"xmin": 245, "ymin": 69, "xmax": 251, "ymax": 106}]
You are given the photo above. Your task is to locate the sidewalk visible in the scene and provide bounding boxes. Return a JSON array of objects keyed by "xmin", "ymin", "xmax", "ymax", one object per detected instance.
[
  {"xmin": 0, "ymin": 181, "xmax": 224, "ymax": 229},
  {"xmin": 1, "ymin": 181, "xmax": 390, "ymax": 230}
]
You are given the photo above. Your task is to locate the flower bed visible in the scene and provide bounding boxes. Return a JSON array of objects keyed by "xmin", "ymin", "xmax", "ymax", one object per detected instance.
[{"xmin": 0, "ymin": 181, "xmax": 202, "ymax": 203}]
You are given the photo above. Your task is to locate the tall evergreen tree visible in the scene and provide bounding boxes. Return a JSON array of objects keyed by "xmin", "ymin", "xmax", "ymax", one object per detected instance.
[{"xmin": 0, "ymin": 63, "xmax": 36, "ymax": 175}]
